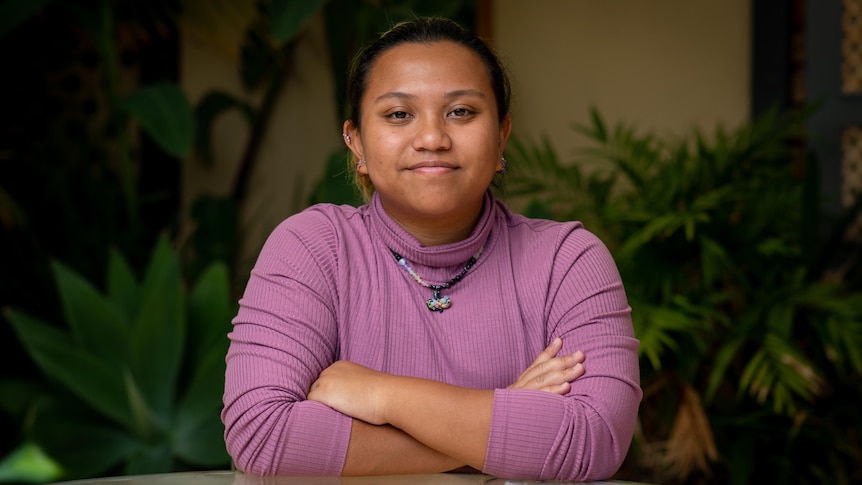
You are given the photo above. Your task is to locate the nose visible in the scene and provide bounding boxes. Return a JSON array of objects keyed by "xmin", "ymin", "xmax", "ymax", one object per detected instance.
[{"xmin": 412, "ymin": 116, "xmax": 452, "ymax": 151}]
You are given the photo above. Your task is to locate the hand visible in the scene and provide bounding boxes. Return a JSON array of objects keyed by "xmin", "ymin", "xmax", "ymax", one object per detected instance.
[
  {"xmin": 507, "ymin": 338, "xmax": 585, "ymax": 395},
  {"xmin": 308, "ymin": 360, "xmax": 390, "ymax": 425}
]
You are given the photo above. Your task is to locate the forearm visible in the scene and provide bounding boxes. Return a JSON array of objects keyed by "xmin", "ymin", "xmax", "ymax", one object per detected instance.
[
  {"xmin": 309, "ymin": 363, "xmax": 496, "ymax": 471},
  {"xmin": 342, "ymin": 419, "xmax": 464, "ymax": 475},
  {"xmin": 309, "ymin": 343, "xmax": 585, "ymax": 474},
  {"xmin": 381, "ymin": 377, "xmax": 495, "ymax": 470},
  {"xmin": 223, "ymin": 398, "xmax": 352, "ymax": 475}
]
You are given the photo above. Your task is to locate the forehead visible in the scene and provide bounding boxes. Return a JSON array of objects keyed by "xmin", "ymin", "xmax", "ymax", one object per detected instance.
[{"xmin": 364, "ymin": 41, "xmax": 492, "ymax": 97}]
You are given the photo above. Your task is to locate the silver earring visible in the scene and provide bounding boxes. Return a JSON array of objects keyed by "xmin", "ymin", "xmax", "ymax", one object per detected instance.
[
  {"xmin": 342, "ymin": 133, "xmax": 351, "ymax": 144},
  {"xmin": 497, "ymin": 156, "xmax": 507, "ymax": 174},
  {"xmin": 355, "ymin": 159, "xmax": 365, "ymax": 170}
]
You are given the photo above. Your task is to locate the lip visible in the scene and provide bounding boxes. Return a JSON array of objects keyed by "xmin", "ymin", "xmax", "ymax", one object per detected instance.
[{"xmin": 407, "ymin": 161, "xmax": 458, "ymax": 171}]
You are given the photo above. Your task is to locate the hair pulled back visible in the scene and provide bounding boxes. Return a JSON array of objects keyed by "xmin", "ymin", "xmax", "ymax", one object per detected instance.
[{"xmin": 345, "ymin": 17, "xmax": 511, "ymax": 200}]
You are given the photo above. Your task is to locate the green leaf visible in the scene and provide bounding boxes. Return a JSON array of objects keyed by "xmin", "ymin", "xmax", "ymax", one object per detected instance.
[
  {"xmin": 0, "ymin": 379, "xmax": 47, "ymax": 418},
  {"xmin": 617, "ymin": 213, "xmax": 680, "ymax": 260},
  {"xmin": 704, "ymin": 335, "xmax": 745, "ymax": 404},
  {"xmin": 123, "ymin": 369, "xmax": 160, "ymax": 442},
  {"xmin": 30, "ymin": 410, "xmax": 137, "ymax": 480},
  {"xmin": 173, "ymin": 348, "xmax": 230, "ymax": 466},
  {"xmin": 120, "ymin": 83, "xmax": 194, "ymax": 158},
  {"xmin": 51, "ymin": 260, "xmax": 130, "ymax": 365},
  {"xmin": 522, "ymin": 199, "xmax": 556, "ymax": 220},
  {"xmin": 6, "ymin": 309, "xmax": 132, "ymax": 427},
  {"xmin": 765, "ymin": 304, "xmax": 794, "ymax": 340},
  {"xmin": 187, "ymin": 262, "xmax": 233, "ymax": 367},
  {"xmin": 824, "ymin": 315, "xmax": 862, "ymax": 374},
  {"xmin": 124, "ymin": 445, "xmax": 173, "ymax": 476},
  {"xmin": 0, "ymin": 442, "xmax": 63, "ymax": 483},
  {"xmin": 583, "ymin": 106, "xmax": 608, "ymax": 143},
  {"xmin": 176, "ymin": 265, "xmax": 232, "ymax": 465},
  {"xmin": 240, "ymin": 24, "xmax": 276, "ymax": 91},
  {"xmin": 739, "ymin": 334, "xmax": 825, "ymax": 416},
  {"xmin": 176, "ymin": 346, "xmax": 226, "ymax": 429},
  {"xmin": 269, "ymin": 0, "xmax": 328, "ymax": 44},
  {"xmin": 129, "ymin": 236, "xmax": 185, "ymax": 422},
  {"xmin": 189, "ymin": 195, "xmax": 239, "ymax": 276},
  {"xmin": 631, "ymin": 300, "xmax": 703, "ymax": 370},
  {"xmin": 107, "ymin": 247, "xmax": 140, "ymax": 320},
  {"xmin": 172, "ymin": 411, "xmax": 229, "ymax": 467},
  {"xmin": 699, "ymin": 235, "xmax": 737, "ymax": 287},
  {"xmin": 0, "ymin": 0, "xmax": 54, "ymax": 39}
]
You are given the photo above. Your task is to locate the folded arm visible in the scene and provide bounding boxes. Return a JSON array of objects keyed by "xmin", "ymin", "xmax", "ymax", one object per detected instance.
[{"xmin": 309, "ymin": 338, "xmax": 584, "ymax": 473}]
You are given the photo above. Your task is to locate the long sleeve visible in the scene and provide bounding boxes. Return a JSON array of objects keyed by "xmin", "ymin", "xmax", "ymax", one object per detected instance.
[
  {"xmin": 482, "ymin": 227, "xmax": 641, "ymax": 480},
  {"xmin": 221, "ymin": 196, "xmax": 640, "ymax": 479},
  {"xmin": 222, "ymin": 212, "xmax": 351, "ymax": 475}
]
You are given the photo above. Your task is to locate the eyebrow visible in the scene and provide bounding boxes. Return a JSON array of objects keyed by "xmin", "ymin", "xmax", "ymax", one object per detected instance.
[
  {"xmin": 444, "ymin": 89, "xmax": 486, "ymax": 100},
  {"xmin": 373, "ymin": 89, "xmax": 486, "ymax": 103}
]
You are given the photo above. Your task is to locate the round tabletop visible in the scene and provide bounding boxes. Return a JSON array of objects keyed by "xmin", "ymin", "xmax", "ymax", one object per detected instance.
[{"xmin": 49, "ymin": 470, "xmax": 642, "ymax": 485}]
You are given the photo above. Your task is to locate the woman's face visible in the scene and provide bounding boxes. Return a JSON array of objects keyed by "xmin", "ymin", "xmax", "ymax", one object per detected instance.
[{"xmin": 346, "ymin": 41, "xmax": 511, "ymax": 232}]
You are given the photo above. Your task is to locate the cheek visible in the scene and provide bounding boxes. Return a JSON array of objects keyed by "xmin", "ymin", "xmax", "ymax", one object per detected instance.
[
  {"xmin": 366, "ymin": 133, "xmax": 403, "ymax": 161},
  {"xmin": 462, "ymin": 130, "xmax": 500, "ymax": 159}
]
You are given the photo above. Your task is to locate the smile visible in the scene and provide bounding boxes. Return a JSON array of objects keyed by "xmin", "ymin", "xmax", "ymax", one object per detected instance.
[{"xmin": 408, "ymin": 161, "xmax": 458, "ymax": 173}]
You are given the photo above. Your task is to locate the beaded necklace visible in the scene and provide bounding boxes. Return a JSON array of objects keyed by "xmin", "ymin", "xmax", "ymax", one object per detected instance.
[{"xmin": 389, "ymin": 247, "xmax": 483, "ymax": 312}]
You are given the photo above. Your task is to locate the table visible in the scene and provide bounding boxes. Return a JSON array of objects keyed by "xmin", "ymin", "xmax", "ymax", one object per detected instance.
[{"xmin": 49, "ymin": 470, "xmax": 645, "ymax": 484}]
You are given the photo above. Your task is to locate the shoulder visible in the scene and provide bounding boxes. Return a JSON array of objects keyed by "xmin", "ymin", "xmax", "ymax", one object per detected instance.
[
  {"xmin": 496, "ymin": 203, "xmax": 620, "ymax": 287},
  {"xmin": 270, "ymin": 203, "xmax": 364, "ymax": 242},
  {"xmin": 276, "ymin": 202, "xmax": 363, "ymax": 234},
  {"xmin": 257, "ymin": 203, "xmax": 367, "ymax": 266},
  {"xmin": 498, "ymin": 202, "xmax": 606, "ymax": 258}
]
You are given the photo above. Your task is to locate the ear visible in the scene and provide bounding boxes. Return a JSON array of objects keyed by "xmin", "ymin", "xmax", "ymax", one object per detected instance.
[
  {"xmin": 343, "ymin": 119, "xmax": 362, "ymax": 157},
  {"xmin": 498, "ymin": 114, "xmax": 513, "ymax": 156}
]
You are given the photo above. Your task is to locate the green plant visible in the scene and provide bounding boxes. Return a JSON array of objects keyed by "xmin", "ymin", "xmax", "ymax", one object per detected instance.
[
  {"xmin": 0, "ymin": 5, "xmax": 197, "ymax": 453},
  {"xmin": 0, "ymin": 442, "xmax": 62, "ymax": 484},
  {"xmin": 505, "ymin": 107, "xmax": 862, "ymax": 484},
  {"xmin": 3, "ymin": 236, "xmax": 235, "ymax": 481}
]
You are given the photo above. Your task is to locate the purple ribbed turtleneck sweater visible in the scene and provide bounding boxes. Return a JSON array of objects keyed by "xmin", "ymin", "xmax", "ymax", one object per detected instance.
[{"xmin": 222, "ymin": 191, "xmax": 641, "ymax": 480}]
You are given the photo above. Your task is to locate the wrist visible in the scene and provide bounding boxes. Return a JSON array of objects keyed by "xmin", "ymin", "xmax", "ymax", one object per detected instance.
[{"xmin": 376, "ymin": 373, "xmax": 403, "ymax": 426}]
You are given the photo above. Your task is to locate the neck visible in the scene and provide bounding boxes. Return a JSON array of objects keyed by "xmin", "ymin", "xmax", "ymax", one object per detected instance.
[
  {"xmin": 382, "ymin": 200, "xmax": 484, "ymax": 247},
  {"xmin": 398, "ymin": 217, "xmax": 479, "ymax": 247}
]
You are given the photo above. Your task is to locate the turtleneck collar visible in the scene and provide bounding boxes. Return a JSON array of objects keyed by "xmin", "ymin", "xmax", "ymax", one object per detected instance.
[{"xmin": 370, "ymin": 190, "xmax": 496, "ymax": 268}]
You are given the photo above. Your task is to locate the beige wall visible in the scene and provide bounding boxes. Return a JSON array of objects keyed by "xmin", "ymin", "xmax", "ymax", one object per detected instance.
[{"xmin": 493, "ymin": 0, "xmax": 751, "ymax": 158}]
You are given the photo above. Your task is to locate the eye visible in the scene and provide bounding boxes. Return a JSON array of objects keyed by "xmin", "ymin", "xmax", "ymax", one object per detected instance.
[
  {"xmin": 449, "ymin": 107, "xmax": 474, "ymax": 118},
  {"xmin": 387, "ymin": 111, "xmax": 410, "ymax": 120}
]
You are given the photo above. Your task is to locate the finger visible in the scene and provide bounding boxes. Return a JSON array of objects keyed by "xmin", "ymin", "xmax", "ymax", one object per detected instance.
[
  {"xmin": 507, "ymin": 340, "xmax": 586, "ymax": 390},
  {"xmin": 518, "ymin": 351, "xmax": 584, "ymax": 386},
  {"xmin": 539, "ymin": 382, "xmax": 571, "ymax": 395},
  {"xmin": 530, "ymin": 361, "xmax": 584, "ymax": 389},
  {"xmin": 526, "ymin": 337, "xmax": 564, "ymax": 368},
  {"xmin": 521, "ymin": 338, "xmax": 565, "ymax": 378},
  {"xmin": 541, "ymin": 337, "xmax": 565, "ymax": 362},
  {"xmin": 570, "ymin": 361, "xmax": 585, "ymax": 380},
  {"xmin": 570, "ymin": 350, "xmax": 585, "ymax": 365}
]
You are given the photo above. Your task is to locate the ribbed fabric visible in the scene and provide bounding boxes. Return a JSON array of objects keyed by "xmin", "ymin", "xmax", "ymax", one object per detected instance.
[{"xmin": 222, "ymin": 191, "xmax": 642, "ymax": 480}]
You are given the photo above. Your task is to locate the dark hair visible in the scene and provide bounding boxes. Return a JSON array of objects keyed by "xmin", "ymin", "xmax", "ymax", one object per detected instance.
[
  {"xmin": 345, "ymin": 17, "xmax": 511, "ymax": 200},
  {"xmin": 347, "ymin": 17, "xmax": 511, "ymax": 128}
]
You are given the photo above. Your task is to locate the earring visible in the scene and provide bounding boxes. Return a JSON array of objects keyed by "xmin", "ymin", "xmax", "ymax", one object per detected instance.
[
  {"xmin": 342, "ymin": 133, "xmax": 351, "ymax": 144},
  {"xmin": 496, "ymin": 156, "xmax": 507, "ymax": 174},
  {"xmin": 355, "ymin": 159, "xmax": 365, "ymax": 171}
]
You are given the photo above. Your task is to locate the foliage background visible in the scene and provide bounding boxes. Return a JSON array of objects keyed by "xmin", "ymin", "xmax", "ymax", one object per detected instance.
[{"xmin": 504, "ymin": 108, "xmax": 862, "ymax": 484}]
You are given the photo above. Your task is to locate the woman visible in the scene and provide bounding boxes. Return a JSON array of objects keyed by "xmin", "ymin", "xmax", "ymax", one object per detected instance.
[{"xmin": 222, "ymin": 17, "xmax": 641, "ymax": 481}]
